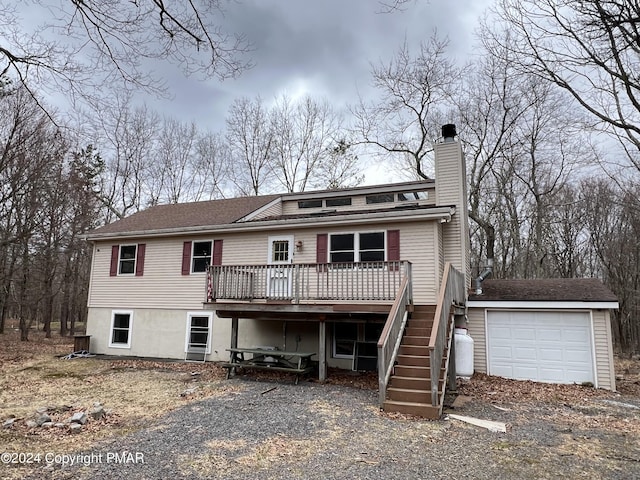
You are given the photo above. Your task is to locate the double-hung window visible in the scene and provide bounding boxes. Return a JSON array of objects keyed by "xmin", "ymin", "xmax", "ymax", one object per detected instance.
[
  {"xmin": 329, "ymin": 232, "xmax": 385, "ymax": 264},
  {"xmin": 185, "ymin": 312, "xmax": 213, "ymax": 361},
  {"xmin": 110, "ymin": 244, "xmax": 145, "ymax": 277},
  {"xmin": 192, "ymin": 241, "xmax": 212, "ymax": 273},
  {"xmin": 118, "ymin": 245, "xmax": 137, "ymax": 275},
  {"xmin": 110, "ymin": 311, "xmax": 133, "ymax": 348}
]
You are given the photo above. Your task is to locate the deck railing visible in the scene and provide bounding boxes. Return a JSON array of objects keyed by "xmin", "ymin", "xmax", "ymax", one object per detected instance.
[
  {"xmin": 428, "ymin": 262, "xmax": 466, "ymax": 407},
  {"xmin": 377, "ymin": 273, "xmax": 413, "ymax": 407},
  {"xmin": 207, "ymin": 261, "xmax": 411, "ymax": 303}
]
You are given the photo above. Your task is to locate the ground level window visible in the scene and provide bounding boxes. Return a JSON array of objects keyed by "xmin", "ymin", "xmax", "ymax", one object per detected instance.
[
  {"xmin": 185, "ymin": 312, "xmax": 213, "ymax": 361},
  {"xmin": 333, "ymin": 322, "xmax": 384, "ymax": 363},
  {"xmin": 110, "ymin": 311, "xmax": 133, "ymax": 348},
  {"xmin": 333, "ymin": 323, "xmax": 357, "ymax": 357}
]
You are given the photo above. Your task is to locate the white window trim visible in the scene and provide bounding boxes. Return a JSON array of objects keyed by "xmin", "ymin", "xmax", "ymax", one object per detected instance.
[
  {"xmin": 328, "ymin": 231, "xmax": 387, "ymax": 264},
  {"xmin": 118, "ymin": 244, "xmax": 137, "ymax": 276},
  {"xmin": 332, "ymin": 323, "xmax": 358, "ymax": 359},
  {"xmin": 109, "ymin": 310, "xmax": 133, "ymax": 348},
  {"xmin": 191, "ymin": 240, "xmax": 213, "ymax": 274},
  {"xmin": 184, "ymin": 312, "xmax": 213, "ymax": 354},
  {"xmin": 268, "ymin": 235, "xmax": 294, "ymax": 264}
]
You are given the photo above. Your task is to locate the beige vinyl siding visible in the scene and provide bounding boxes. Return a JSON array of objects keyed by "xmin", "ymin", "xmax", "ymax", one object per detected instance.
[
  {"xmin": 592, "ymin": 309, "xmax": 616, "ymax": 390},
  {"xmin": 437, "ymin": 222, "xmax": 445, "ymax": 286},
  {"xmin": 88, "ymin": 219, "xmax": 441, "ymax": 309},
  {"xmin": 247, "ymin": 200, "xmax": 283, "ymax": 220},
  {"xmin": 434, "ymin": 141, "xmax": 470, "ymax": 287},
  {"xmin": 465, "ymin": 306, "xmax": 616, "ymax": 390},
  {"xmin": 225, "ymin": 222, "xmax": 440, "ymax": 304},
  {"xmin": 89, "ymin": 238, "xmax": 212, "ymax": 309},
  {"xmin": 466, "ymin": 307, "xmax": 487, "ymax": 374}
]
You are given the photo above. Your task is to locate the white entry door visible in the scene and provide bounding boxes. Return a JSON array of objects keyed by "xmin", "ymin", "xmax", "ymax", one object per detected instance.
[
  {"xmin": 487, "ymin": 310, "xmax": 595, "ymax": 385},
  {"xmin": 267, "ymin": 235, "xmax": 294, "ymax": 298}
]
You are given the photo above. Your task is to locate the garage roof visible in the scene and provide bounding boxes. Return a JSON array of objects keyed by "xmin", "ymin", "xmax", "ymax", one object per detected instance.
[{"xmin": 469, "ymin": 278, "xmax": 618, "ymax": 303}]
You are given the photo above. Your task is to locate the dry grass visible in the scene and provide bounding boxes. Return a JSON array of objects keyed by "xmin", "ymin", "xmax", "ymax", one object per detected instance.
[
  {"xmin": 0, "ymin": 327, "xmax": 232, "ymax": 460},
  {"xmin": 2, "ymin": 326, "xmax": 639, "ymax": 479}
]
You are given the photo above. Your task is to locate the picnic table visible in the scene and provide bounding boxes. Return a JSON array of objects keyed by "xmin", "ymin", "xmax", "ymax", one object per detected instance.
[{"xmin": 223, "ymin": 348, "xmax": 316, "ymax": 384}]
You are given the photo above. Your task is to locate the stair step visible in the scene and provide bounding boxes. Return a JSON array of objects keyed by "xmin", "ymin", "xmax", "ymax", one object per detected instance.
[
  {"xmin": 393, "ymin": 365, "xmax": 430, "ymax": 377},
  {"xmin": 396, "ymin": 354, "xmax": 430, "ymax": 367},
  {"xmin": 398, "ymin": 345, "xmax": 430, "ymax": 356},
  {"xmin": 383, "ymin": 400, "xmax": 441, "ymax": 419},
  {"xmin": 413, "ymin": 305, "xmax": 436, "ymax": 314},
  {"xmin": 407, "ymin": 320, "xmax": 434, "ymax": 329},
  {"xmin": 401, "ymin": 335, "xmax": 430, "ymax": 346},
  {"xmin": 389, "ymin": 375, "xmax": 430, "ymax": 390},
  {"xmin": 405, "ymin": 327, "xmax": 431, "ymax": 337},
  {"xmin": 387, "ymin": 387, "xmax": 430, "ymax": 403}
]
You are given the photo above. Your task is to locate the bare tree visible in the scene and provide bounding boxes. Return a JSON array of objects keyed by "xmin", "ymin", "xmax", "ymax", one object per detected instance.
[
  {"xmin": 270, "ymin": 95, "xmax": 342, "ymax": 192},
  {"xmin": 314, "ymin": 139, "xmax": 364, "ymax": 190},
  {"xmin": 492, "ymin": 0, "xmax": 640, "ymax": 174},
  {"xmin": 192, "ymin": 130, "xmax": 231, "ymax": 200},
  {"xmin": 225, "ymin": 96, "xmax": 275, "ymax": 195},
  {"xmin": 152, "ymin": 118, "xmax": 199, "ymax": 204},
  {"xmin": 0, "ymin": 85, "xmax": 64, "ymax": 339},
  {"xmin": 96, "ymin": 97, "xmax": 159, "ymax": 220},
  {"xmin": 0, "ymin": 1, "xmax": 252, "ymax": 117},
  {"xmin": 352, "ymin": 33, "xmax": 459, "ymax": 179},
  {"xmin": 582, "ymin": 179, "xmax": 640, "ymax": 353}
]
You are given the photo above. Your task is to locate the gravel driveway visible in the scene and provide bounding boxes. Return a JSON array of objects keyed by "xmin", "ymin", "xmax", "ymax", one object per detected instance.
[{"xmin": 32, "ymin": 378, "xmax": 640, "ymax": 480}]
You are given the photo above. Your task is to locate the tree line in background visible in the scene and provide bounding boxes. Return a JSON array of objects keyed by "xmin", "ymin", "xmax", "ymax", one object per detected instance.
[{"xmin": 0, "ymin": 1, "xmax": 638, "ymax": 353}]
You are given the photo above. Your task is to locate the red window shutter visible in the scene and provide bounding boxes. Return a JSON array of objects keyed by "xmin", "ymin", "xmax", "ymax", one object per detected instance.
[
  {"xmin": 316, "ymin": 233, "xmax": 328, "ymax": 272},
  {"xmin": 213, "ymin": 239, "xmax": 223, "ymax": 266},
  {"xmin": 135, "ymin": 243, "xmax": 146, "ymax": 276},
  {"xmin": 110, "ymin": 245, "xmax": 119, "ymax": 276},
  {"xmin": 387, "ymin": 230, "xmax": 400, "ymax": 268},
  {"xmin": 182, "ymin": 241, "xmax": 192, "ymax": 275}
]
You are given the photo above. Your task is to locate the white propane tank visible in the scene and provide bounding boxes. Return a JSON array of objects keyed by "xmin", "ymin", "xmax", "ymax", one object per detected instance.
[{"xmin": 454, "ymin": 328, "xmax": 474, "ymax": 378}]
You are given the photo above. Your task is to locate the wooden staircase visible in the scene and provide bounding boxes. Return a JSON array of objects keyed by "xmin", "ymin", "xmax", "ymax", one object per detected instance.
[{"xmin": 382, "ymin": 304, "xmax": 451, "ymax": 419}]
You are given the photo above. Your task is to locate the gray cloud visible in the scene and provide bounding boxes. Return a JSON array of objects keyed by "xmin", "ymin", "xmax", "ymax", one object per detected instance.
[{"xmin": 155, "ymin": 0, "xmax": 492, "ymax": 130}]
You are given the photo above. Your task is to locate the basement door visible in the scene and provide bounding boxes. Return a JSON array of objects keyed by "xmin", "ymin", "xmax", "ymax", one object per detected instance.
[
  {"xmin": 486, "ymin": 310, "xmax": 595, "ymax": 385},
  {"xmin": 266, "ymin": 235, "xmax": 294, "ymax": 298}
]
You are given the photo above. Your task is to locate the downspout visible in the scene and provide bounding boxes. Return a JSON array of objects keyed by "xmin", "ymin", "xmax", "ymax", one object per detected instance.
[{"xmin": 475, "ymin": 258, "xmax": 493, "ymax": 295}]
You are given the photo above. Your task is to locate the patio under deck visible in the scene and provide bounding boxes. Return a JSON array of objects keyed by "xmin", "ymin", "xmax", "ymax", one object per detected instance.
[{"xmin": 203, "ymin": 261, "xmax": 412, "ymax": 381}]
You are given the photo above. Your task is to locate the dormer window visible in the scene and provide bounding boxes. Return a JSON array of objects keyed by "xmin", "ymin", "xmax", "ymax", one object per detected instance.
[
  {"xmin": 298, "ymin": 200, "xmax": 322, "ymax": 208},
  {"xmin": 366, "ymin": 194, "xmax": 394, "ymax": 204},
  {"xmin": 326, "ymin": 197, "xmax": 352, "ymax": 207},
  {"xmin": 398, "ymin": 190, "xmax": 429, "ymax": 201}
]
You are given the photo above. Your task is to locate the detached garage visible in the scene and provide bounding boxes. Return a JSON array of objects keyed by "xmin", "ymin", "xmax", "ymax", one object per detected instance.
[{"xmin": 466, "ymin": 279, "xmax": 619, "ymax": 391}]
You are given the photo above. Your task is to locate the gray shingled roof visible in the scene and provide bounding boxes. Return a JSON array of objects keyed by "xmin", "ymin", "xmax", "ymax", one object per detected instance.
[
  {"xmin": 88, "ymin": 194, "xmax": 280, "ymax": 237},
  {"xmin": 468, "ymin": 278, "xmax": 618, "ymax": 303}
]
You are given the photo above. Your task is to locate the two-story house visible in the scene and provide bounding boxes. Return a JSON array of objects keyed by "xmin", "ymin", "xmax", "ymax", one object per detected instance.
[{"xmin": 85, "ymin": 125, "xmax": 618, "ymax": 418}]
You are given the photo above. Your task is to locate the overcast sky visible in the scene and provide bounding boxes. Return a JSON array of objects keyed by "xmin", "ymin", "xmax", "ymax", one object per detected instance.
[{"xmin": 151, "ymin": 0, "xmax": 492, "ymax": 132}]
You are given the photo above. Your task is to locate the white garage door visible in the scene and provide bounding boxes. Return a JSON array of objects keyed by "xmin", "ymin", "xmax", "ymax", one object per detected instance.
[{"xmin": 487, "ymin": 311, "xmax": 594, "ymax": 385}]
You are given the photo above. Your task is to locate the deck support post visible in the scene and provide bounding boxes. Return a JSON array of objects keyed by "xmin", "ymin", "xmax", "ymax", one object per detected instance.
[
  {"xmin": 318, "ymin": 321, "xmax": 326, "ymax": 382},
  {"xmin": 231, "ymin": 317, "xmax": 239, "ymax": 350}
]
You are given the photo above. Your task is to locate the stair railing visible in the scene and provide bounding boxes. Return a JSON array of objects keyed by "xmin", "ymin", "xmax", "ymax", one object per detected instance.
[
  {"xmin": 377, "ymin": 264, "xmax": 413, "ymax": 408},
  {"xmin": 428, "ymin": 262, "xmax": 466, "ymax": 408}
]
